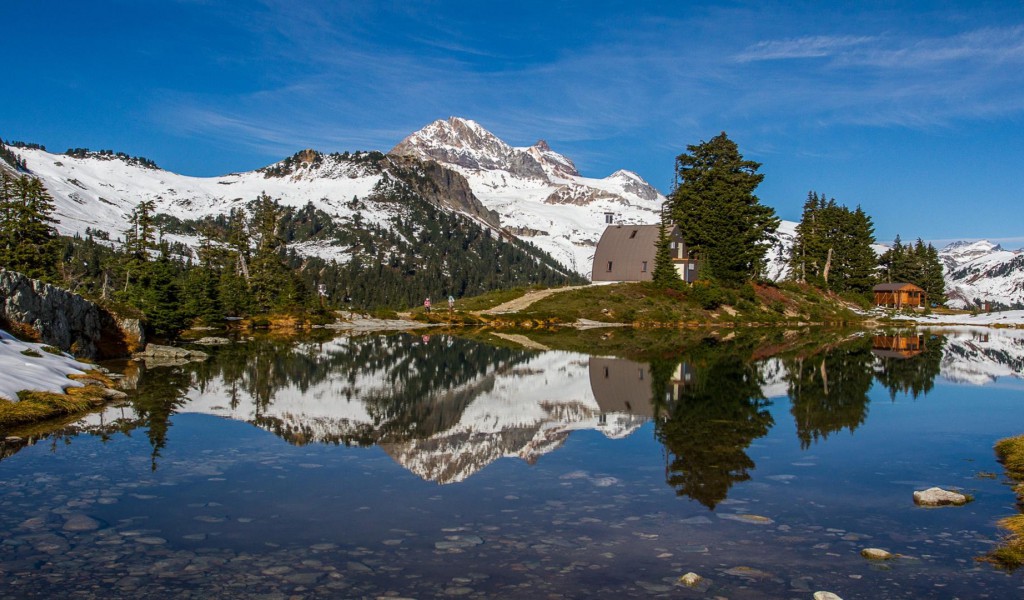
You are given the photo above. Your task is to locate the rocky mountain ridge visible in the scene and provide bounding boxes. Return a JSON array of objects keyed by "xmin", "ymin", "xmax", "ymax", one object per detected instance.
[{"xmin": 938, "ymin": 240, "xmax": 1024, "ymax": 309}]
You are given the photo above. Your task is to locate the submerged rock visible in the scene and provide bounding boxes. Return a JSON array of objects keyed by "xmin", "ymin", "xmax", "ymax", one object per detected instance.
[
  {"xmin": 861, "ymin": 547, "xmax": 895, "ymax": 560},
  {"xmin": 62, "ymin": 514, "xmax": 101, "ymax": 532},
  {"xmin": 677, "ymin": 572, "xmax": 703, "ymax": 587},
  {"xmin": 913, "ymin": 487, "xmax": 970, "ymax": 507},
  {"xmin": 814, "ymin": 592, "xmax": 844, "ymax": 600}
]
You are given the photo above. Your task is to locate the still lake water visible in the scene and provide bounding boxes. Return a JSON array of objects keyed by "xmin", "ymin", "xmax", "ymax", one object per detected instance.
[{"xmin": 1, "ymin": 327, "xmax": 1023, "ymax": 598}]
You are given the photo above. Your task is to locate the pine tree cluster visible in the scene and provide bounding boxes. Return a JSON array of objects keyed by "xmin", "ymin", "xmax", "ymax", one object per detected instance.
[
  {"xmin": 0, "ymin": 137, "xmax": 31, "ymax": 172},
  {"xmin": 64, "ymin": 147, "xmax": 158, "ymax": 169},
  {"xmin": 788, "ymin": 192, "xmax": 877, "ymax": 294}
]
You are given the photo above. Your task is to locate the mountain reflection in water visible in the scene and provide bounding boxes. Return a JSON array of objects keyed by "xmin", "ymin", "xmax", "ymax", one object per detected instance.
[{"xmin": 5, "ymin": 328, "xmax": 1024, "ymax": 507}]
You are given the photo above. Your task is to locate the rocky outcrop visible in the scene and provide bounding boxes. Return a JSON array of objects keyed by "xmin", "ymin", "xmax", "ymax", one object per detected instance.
[
  {"xmin": 0, "ymin": 270, "xmax": 143, "ymax": 358},
  {"xmin": 392, "ymin": 156, "xmax": 502, "ymax": 229}
]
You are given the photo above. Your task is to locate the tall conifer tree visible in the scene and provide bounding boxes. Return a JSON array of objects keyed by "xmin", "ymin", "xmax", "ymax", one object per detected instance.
[{"xmin": 668, "ymin": 133, "xmax": 779, "ymax": 284}]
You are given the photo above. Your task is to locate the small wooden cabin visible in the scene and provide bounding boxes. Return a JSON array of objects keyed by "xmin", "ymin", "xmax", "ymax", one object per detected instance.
[
  {"xmin": 591, "ymin": 224, "xmax": 699, "ymax": 283},
  {"xmin": 873, "ymin": 283, "xmax": 926, "ymax": 308}
]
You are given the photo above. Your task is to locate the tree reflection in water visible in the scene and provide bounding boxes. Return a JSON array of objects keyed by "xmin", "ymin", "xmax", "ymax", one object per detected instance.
[
  {"xmin": 648, "ymin": 331, "xmax": 950, "ymax": 507},
  {"xmin": 650, "ymin": 338, "xmax": 773, "ymax": 509}
]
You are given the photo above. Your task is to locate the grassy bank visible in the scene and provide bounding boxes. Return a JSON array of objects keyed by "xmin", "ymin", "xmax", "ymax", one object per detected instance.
[
  {"xmin": 0, "ymin": 372, "xmax": 119, "ymax": 433},
  {"xmin": 985, "ymin": 435, "xmax": 1024, "ymax": 569}
]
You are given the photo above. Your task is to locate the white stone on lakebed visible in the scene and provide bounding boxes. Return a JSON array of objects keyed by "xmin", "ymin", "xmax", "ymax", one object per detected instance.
[{"xmin": 914, "ymin": 487, "xmax": 970, "ymax": 507}]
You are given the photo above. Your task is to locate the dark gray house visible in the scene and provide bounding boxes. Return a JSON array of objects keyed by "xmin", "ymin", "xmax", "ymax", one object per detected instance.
[{"xmin": 590, "ymin": 224, "xmax": 699, "ymax": 283}]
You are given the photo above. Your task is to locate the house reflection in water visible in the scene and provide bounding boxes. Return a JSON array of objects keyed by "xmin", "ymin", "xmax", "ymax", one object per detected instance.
[
  {"xmin": 872, "ymin": 333, "xmax": 927, "ymax": 359},
  {"xmin": 589, "ymin": 357, "xmax": 655, "ymax": 423},
  {"xmin": 588, "ymin": 357, "xmax": 698, "ymax": 423}
]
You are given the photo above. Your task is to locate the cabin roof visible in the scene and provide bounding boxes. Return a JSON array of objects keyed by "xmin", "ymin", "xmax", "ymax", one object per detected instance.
[
  {"xmin": 873, "ymin": 283, "xmax": 925, "ymax": 292},
  {"xmin": 595, "ymin": 224, "xmax": 665, "ymax": 254}
]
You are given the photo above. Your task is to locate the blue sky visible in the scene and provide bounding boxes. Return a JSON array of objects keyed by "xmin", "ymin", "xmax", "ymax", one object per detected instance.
[{"xmin": 2, "ymin": 1, "xmax": 1023, "ymax": 246}]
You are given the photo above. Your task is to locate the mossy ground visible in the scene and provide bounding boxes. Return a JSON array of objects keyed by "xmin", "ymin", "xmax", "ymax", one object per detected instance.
[
  {"xmin": 983, "ymin": 435, "xmax": 1024, "ymax": 569},
  {"xmin": 0, "ymin": 372, "xmax": 114, "ymax": 433}
]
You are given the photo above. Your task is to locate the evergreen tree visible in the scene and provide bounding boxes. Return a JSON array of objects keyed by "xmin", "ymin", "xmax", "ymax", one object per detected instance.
[
  {"xmin": 651, "ymin": 212, "xmax": 682, "ymax": 289},
  {"xmin": 0, "ymin": 172, "xmax": 59, "ymax": 279},
  {"xmin": 668, "ymin": 132, "xmax": 779, "ymax": 285},
  {"xmin": 845, "ymin": 206, "xmax": 878, "ymax": 293},
  {"xmin": 248, "ymin": 193, "xmax": 297, "ymax": 313}
]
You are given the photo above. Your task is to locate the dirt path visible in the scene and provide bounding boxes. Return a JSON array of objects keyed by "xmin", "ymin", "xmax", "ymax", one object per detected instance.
[{"xmin": 479, "ymin": 286, "xmax": 589, "ymax": 315}]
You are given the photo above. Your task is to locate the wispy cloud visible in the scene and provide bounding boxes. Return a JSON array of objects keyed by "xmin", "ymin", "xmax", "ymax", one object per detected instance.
[
  {"xmin": 735, "ymin": 35, "xmax": 875, "ymax": 62},
  {"xmin": 146, "ymin": 2, "xmax": 1024, "ymax": 181}
]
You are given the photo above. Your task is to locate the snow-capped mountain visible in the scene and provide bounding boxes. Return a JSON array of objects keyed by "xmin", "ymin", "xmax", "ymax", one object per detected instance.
[
  {"xmin": 939, "ymin": 240, "xmax": 1024, "ymax": 309},
  {"xmin": 391, "ymin": 117, "xmax": 669, "ymax": 275}
]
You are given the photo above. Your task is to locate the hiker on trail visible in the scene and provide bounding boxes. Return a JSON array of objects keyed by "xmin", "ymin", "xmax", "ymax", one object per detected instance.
[{"xmin": 424, "ymin": 297, "xmax": 431, "ymax": 313}]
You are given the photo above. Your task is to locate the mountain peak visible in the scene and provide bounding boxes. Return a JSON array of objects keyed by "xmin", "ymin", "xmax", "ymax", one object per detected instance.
[{"xmin": 391, "ymin": 117, "xmax": 548, "ymax": 179}]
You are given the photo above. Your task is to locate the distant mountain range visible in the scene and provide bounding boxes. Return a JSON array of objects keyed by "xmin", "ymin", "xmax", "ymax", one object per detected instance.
[{"xmin": 2, "ymin": 118, "xmax": 1020, "ymax": 305}]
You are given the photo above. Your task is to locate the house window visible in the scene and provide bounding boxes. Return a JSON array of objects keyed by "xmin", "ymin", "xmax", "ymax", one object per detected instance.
[
  {"xmin": 604, "ymin": 213, "xmax": 613, "ymax": 224},
  {"xmin": 629, "ymin": 230, "xmax": 637, "ymax": 239},
  {"xmin": 641, "ymin": 261, "xmax": 648, "ymax": 272},
  {"xmin": 607, "ymin": 261, "xmax": 613, "ymax": 272}
]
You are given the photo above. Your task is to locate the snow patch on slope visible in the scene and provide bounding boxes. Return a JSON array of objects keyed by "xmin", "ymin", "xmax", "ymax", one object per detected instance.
[{"xmin": 0, "ymin": 330, "xmax": 89, "ymax": 401}]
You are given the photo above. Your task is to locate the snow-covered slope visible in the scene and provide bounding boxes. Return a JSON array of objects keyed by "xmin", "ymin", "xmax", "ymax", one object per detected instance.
[
  {"xmin": 940, "ymin": 241, "xmax": 1024, "ymax": 309},
  {"xmin": 8, "ymin": 145, "xmax": 479, "ymax": 247},
  {"xmin": 0, "ymin": 329, "xmax": 90, "ymax": 400}
]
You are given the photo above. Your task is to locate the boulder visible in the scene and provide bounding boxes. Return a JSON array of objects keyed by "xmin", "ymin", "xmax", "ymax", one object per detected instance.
[
  {"xmin": 814, "ymin": 593, "xmax": 844, "ymax": 600},
  {"xmin": 913, "ymin": 487, "xmax": 970, "ymax": 507}
]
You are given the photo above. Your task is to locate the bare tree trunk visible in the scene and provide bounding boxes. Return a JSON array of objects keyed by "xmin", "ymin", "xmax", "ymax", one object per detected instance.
[
  {"xmin": 822, "ymin": 247, "xmax": 833, "ymax": 286},
  {"xmin": 237, "ymin": 254, "xmax": 250, "ymax": 282}
]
